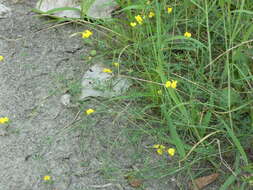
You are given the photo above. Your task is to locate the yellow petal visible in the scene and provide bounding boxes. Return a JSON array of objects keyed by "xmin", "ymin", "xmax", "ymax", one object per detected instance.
[
  {"xmin": 148, "ymin": 12, "xmax": 155, "ymax": 18},
  {"xmin": 165, "ymin": 81, "xmax": 171, "ymax": 88},
  {"xmin": 171, "ymin": 80, "xmax": 177, "ymax": 88},
  {"xmin": 86, "ymin": 109, "xmax": 95, "ymax": 115},
  {"xmin": 157, "ymin": 148, "xmax": 163, "ymax": 155},
  {"xmin": 0, "ymin": 117, "xmax": 9, "ymax": 124},
  {"xmin": 113, "ymin": 62, "xmax": 119, "ymax": 67},
  {"xmin": 167, "ymin": 7, "xmax": 173, "ymax": 14},
  {"xmin": 102, "ymin": 68, "xmax": 112, "ymax": 73},
  {"xmin": 135, "ymin": 15, "xmax": 143, "ymax": 24},
  {"xmin": 168, "ymin": 148, "xmax": 176, "ymax": 156},
  {"xmin": 184, "ymin": 32, "xmax": 191, "ymax": 38},
  {"xmin": 43, "ymin": 175, "xmax": 51, "ymax": 181},
  {"xmin": 82, "ymin": 30, "xmax": 93, "ymax": 38},
  {"xmin": 130, "ymin": 22, "xmax": 137, "ymax": 27},
  {"xmin": 153, "ymin": 144, "xmax": 160, "ymax": 149}
]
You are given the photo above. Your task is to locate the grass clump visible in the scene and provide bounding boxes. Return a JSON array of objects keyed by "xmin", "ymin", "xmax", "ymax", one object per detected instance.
[
  {"xmin": 35, "ymin": 0, "xmax": 253, "ymax": 188},
  {"xmin": 77, "ymin": 0, "xmax": 253, "ymax": 188}
]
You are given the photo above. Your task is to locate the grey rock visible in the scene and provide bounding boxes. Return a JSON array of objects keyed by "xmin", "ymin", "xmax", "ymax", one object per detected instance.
[
  {"xmin": 87, "ymin": 0, "xmax": 117, "ymax": 19},
  {"xmin": 80, "ymin": 64, "xmax": 131, "ymax": 100}
]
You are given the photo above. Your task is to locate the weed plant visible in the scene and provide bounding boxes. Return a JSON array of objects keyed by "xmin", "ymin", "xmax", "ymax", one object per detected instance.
[
  {"xmin": 35, "ymin": 0, "xmax": 253, "ymax": 188},
  {"xmin": 80, "ymin": 0, "xmax": 253, "ymax": 188}
]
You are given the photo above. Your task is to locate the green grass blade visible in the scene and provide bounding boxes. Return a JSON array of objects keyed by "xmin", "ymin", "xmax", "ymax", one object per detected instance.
[{"xmin": 219, "ymin": 118, "xmax": 248, "ymax": 164}]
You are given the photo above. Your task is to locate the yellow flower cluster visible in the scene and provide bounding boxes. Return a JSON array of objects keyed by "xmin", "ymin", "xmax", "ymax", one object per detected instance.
[
  {"xmin": 85, "ymin": 108, "xmax": 95, "ymax": 115},
  {"xmin": 135, "ymin": 15, "xmax": 143, "ymax": 24},
  {"xmin": 130, "ymin": 5, "xmax": 174, "ymax": 27},
  {"xmin": 153, "ymin": 144, "xmax": 176, "ymax": 156},
  {"xmin": 82, "ymin": 30, "xmax": 93, "ymax": 39},
  {"xmin": 0, "ymin": 117, "xmax": 9, "ymax": 124},
  {"xmin": 0, "ymin": 56, "xmax": 4, "ymax": 62},
  {"xmin": 165, "ymin": 80, "xmax": 177, "ymax": 88},
  {"xmin": 153, "ymin": 144, "xmax": 165, "ymax": 155},
  {"xmin": 130, "ymin": 15, "xmax": 144, "ymax": 27}
]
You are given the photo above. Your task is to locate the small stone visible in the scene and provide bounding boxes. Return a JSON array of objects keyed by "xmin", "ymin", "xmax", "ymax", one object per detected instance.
[
  {"xmin": 60, "ymin": 94, "xmax": 71, "ymax": 106},
  {"xmin": 0, "ymin": 3, "xmax": 11, "ymax": 18}
]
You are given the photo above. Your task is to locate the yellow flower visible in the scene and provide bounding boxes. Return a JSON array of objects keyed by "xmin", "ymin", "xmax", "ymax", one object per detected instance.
[
  {"xmin": 112, "ymin": 62, "xmax": 119, "ymax": 67},
  {"xmin": 157, "ymin": 90, "xmax": 162, "ymax": 95},
  {"xmin": 153, "ymin": 144, "xmax": 165, "ymax": 155},
  {"xmin": 167, "ymin": 148, "xmax": 176, "ymax": 156},
  {"xmin": 165, "ymin": 81, "xmax": 171, "ymax": 88},
  {"xmin": 135, "ymin": 15, "xmax": 143, "ymax": 24},
  {"xmin": 148, "ymin": 11, "xmax": 155, "ymax": 18},
  {"xmin": 153, "ymin": 144, "xmax": 165, "ymax": 149},
  {"xmin": 171, "ymin": 80, "xmax": 177, "ymax": 89},
  {"xmin": 153, "ymin": 144, "xmax": 160, "ymax": 149},
  {"xmin": 85, "ymin": 108, "xmax": 95, "ymax": 115},
  {"xmin": 103, "ymin": 68, "xmax": 112, "ymax": 73},
  {"xmin": 43, "ymin": 175, "xmax": 51, "ymax": 181},
  {"xmin": 82, "ymin": 30, "xmax": 93, "ymax": 39},
  {"xmin": 157, "ymin": 148, "xmax": 163, "ymax": 155},
  {"xmin": 165, "ymin": 80, "xmax": 177, "ymax": 88},
  {"xmin": 167, "ymin": 7, "xmax": 173, "ymax": 14},
  {"xmin": 184, "ymin": 32, "xmax": 192, "ymax": 38},
  {"xmin": 0, "ymin": 56, "xmax": 3, "ymax": 62},
  {"xmin": 0, "ymin": 117, "xmax": 9, "ymax": 124},
  {"xmin": 130, "ymin": 22, "xmax": 137, "ymax": 27}
]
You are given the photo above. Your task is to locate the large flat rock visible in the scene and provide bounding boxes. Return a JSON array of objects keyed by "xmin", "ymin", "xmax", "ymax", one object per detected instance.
[{"xmin": 36, "ymin": 0, "xmax": 117, "ymax": 19}]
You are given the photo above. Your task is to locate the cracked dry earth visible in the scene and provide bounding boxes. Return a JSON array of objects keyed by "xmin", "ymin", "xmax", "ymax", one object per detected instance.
[{"xmin": 0, "ymin": 1, "xmax": 122, "ymax": 189}]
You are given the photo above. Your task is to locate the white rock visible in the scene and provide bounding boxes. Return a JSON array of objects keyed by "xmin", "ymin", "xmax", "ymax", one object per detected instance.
[
  {"xmin": 0, "ymin": 3, "xmax": 11, "ymax": 18},
  {"xmin": 36, "ymin": 0, "xmax": 80, "ymax": 18},
  {"xmin": 36, "ymin": 0, "xmax": 117, "ymax": 19},
  {"xmin": 80, "ymin": 64, "xmax": 131, "ymax": 100}
]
